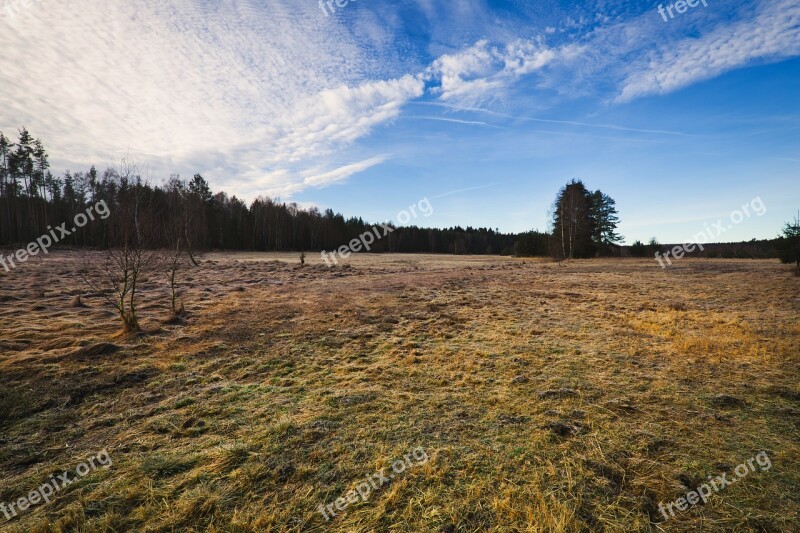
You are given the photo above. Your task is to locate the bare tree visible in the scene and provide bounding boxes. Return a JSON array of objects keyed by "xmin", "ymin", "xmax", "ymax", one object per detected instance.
[
  {"xmin": 165, "ymin": 240, "xmax": 187, "ymax": 318},
  {"xmin": 164, "ymin": 193, "xmax": 189, "ymax": 318},
  {"xmin": 81, "ymin": 244, "xmax": 158, "ymax": 332},
  {"xmin": 80, "ymin": 160, "xmax": 159, "ymax": 333},
  {"xmin": 163, "ymin": 173, "xmax": 206, "ymax": 318}
]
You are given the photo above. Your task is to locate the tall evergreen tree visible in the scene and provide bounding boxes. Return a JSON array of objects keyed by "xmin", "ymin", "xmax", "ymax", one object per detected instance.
[
  {"xmin": 12, "ymin": 128, "xmax": 36, "ymax": 240},
  {"xmin": 589, "ymin": 190, "xmax": 623, "ymax": 254}
]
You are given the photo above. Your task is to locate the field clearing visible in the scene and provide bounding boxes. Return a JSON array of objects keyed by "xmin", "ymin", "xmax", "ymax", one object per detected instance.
[{"xmin": 0, "ymin": 252, "xmax": 798, "ymax": 532}]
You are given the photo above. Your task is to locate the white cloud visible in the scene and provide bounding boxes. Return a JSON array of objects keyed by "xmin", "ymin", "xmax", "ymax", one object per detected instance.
[
  {"xmin": 267, "ymin": 76, "xmax": 424, "ymax": 165},
  {"xmin": 426, "ymin": 38, "xmax": 563, "ymax": 105},
  {"xmin": 0, "ymin": 0, "xmax": 397, "ymax": 200},
  {"xmin": 302, "ymin": 156, "xmax": 389, "ymax": 188},
  {"xmin": 617, "ymin": 0, "xmax": 800, "ymax": 102}
]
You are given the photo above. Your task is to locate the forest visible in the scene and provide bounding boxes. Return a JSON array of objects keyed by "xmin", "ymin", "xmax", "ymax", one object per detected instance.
[
  {"xmin": 0, "ymin": 129, "xmax": 546, "ymax": 256},
  {"xmin": 0, "ymin": 129, "xmax": 784, "ymax": 260}
]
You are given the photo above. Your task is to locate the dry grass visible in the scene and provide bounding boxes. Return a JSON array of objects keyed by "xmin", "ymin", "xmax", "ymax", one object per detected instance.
[{"xmin": 0, "ymin": 251, "xmax": 798, "ymax": 532}]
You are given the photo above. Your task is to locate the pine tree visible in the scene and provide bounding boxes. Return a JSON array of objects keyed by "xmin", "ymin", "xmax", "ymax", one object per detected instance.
[
  {"xmin": 589, "ymin": 190, "xmax": 623, "ymax": 254},
  {"xmin": 12, "ymin": 128, "xmax": 36, "ymax": 240}
]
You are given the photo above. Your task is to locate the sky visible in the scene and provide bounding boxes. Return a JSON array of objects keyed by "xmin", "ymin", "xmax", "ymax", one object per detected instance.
[{"xmin": 1, "ymin": 0, "xmax": 798, "ymax": 244}]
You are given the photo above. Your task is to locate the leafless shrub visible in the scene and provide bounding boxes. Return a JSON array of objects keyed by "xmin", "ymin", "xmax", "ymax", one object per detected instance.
[
  {"xmin": 81, "ymin": 238, "xmax": 159, "ymax": 333},
  {"xmin": 80, "ymin": 159, "xmax": 161, "ymax": 333},
  {"xmin": 164, "ymin": 241, "xmax": 187, "ymax": 318}
]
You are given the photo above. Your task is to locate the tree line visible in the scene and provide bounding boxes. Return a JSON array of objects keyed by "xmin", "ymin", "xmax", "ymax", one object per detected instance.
[
  {"xmin": 1, "ymin": 128, "xmax": 794, "ymax": 264},
  {"xmin": 0, "ymin": 129, "xmax": 532, "ymax": 255},
  {"xmin": 0, "ymin": 129, "xmax": 616, "ymax": 258}
]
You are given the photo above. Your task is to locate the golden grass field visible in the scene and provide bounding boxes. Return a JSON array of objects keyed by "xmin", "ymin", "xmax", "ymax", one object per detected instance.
[{"xmin": 0, "ymin": 251, "xmax": 798, "ymax": 532}]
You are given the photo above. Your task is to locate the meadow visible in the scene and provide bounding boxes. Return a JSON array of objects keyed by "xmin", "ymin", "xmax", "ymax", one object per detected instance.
[{"xmin": 0, "ymin": 252, "xmax": 798, "ymax": 532}]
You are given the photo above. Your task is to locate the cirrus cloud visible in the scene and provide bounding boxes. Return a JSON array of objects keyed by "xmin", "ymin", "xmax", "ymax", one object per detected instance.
[{"xmin": 617, "ymin": 0, "xmax": 800, "ymax": 102}]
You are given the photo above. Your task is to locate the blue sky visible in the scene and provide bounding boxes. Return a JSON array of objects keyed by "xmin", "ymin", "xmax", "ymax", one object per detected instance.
[{"xmin": 1, "ymin": 0, "xmax": 798, "ymax": 243}]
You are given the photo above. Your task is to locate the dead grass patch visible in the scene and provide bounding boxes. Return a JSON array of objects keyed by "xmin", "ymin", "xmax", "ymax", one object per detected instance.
[{"xmin": 0, "ymin": 254, "xmax": 797, "ymax": 531}]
